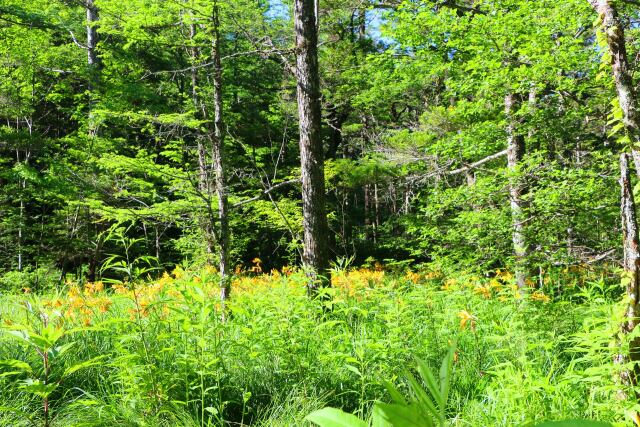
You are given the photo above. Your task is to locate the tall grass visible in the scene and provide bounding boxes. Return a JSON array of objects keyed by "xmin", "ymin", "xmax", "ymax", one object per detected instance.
[{"xmin": 0, "ymin": 266, "xmax": 632, "ymax": 426}]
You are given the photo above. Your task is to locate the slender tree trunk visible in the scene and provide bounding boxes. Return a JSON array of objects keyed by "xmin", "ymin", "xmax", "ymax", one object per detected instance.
[
  {"xmin": 364, "ymin": 184, "xmax": 371, "ymax": 240},
  {"xmin": 591, "ymin": 0, "xmax": 640, "ymax": 177},
  {"xmin": 390, "ymin": 183, "xmax": 397, "ymax": 214},
  {"xmin": 632, "ymin": 151, "xmax": 640, "ymax": 177},
  {"xmin": 86, "ymin": 0, "xmax": 99, "ymax": 68},
  {"xmin": 86, "ymin": 0, "xmax": 100, "ymax": 137},
  {"xmin": 187, "ymin": 6, "xmax": 231, "ymax": 307},
  {"xmin": 15, "ymin": 128, "xmax": 29, "ymax": 271},
  {"xmin": 527, "ymin": 87, "xmax": 538, "ymax": 151},
  {"xmin": 189, "ymin": 23, "xmax": 208, "ymax": 193},
  {"xmin": 154, "ymin": 225, "xmax": 161, "ymax": 263},
  {"xmin": 294, "ymin": 0, "xmax": 331, "ymax": 292},
  {"xmin": 591, "ymin": 0, "xmax": 639, "ymax": 143},
  {"xmin": 189, "ymin": 22, "xmax": 216, "ymax": 260},
  {"xmin": 87, "ymin": 229, "xmax": 103, "ymax": 282},
  {"xmin": 505, "ymin": 93, "xmax": 528, "ymax": 288},
  {"xmin": 592, "ymin": 0, "xmax": 640, "ymax": 391},
  {"xmin": 211, "ymin": 0, "xmax": 231, "ymax": 304},
  {"xmin": 374, "ymin": 182, "xmax": 379, "ymax": 243},
  {"xmin": 404, "ymin": 183, "xmax": 411, "ymax": 215},
  {"xmin": 618, "ymin": 153, "xmax": 640, "ymax": 389},
  {"xmin": 18, "ymin": 201, "xmax": 23, "ymax": 271}
]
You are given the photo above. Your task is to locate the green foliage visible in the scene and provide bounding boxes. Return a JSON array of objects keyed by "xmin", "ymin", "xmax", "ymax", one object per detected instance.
[
  {"xmin": 307, "ymin": 348, "xmax": 614, "ymax": 427},
  {"xmin": 306, "ymin": 345, "xmax": 456, "ymax": 427},
  {"xmin": 0, "ymin": 0, "xmax": 639, "ymax": 425},
  {"xmin": 0, "ymin": 268, "xmax": 631, "ymax": 426},
  {"xmin": 0, "ymin": 0, "xmax": 630, "ymax": 279},
  {"xmin": 0, "ymin": 266, "xmax": 60, "ymax": 294},
  {"xmin": 0, "ymin": 301, "xmax": 104, "ymax": 426}
]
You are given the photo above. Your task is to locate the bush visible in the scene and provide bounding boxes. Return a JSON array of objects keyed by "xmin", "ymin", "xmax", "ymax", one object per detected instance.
[{"xmin": 0, "ymin": 266, "xmax": 60, "ymax": 294}]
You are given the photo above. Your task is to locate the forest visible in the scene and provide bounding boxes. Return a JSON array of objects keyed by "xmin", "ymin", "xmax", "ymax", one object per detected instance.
[{"xmin": 1, "ymin": 0, "xmax": 640, "ymax": 425}]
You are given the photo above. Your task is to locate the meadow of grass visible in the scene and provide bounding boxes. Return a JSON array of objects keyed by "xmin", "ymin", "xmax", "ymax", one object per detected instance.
[{"xmin": 0, "ymin": 263, "xmax": 634, "ymax": 426}]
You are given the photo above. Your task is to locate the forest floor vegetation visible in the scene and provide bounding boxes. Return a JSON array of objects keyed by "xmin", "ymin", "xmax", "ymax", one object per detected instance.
[{"xmin": 0, "ymin": 264, "xmax": 634, "ymax": 426}]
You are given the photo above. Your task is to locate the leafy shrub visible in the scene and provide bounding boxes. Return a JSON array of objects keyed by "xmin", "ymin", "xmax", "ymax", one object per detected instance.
[{"xmin": 0, "ymin": 266, "xmax": 60, "ymax": 294}]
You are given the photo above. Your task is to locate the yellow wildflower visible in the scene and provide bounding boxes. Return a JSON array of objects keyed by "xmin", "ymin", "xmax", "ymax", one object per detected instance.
[
  {"xmin": 458, "ymin": 310, "xmax": 477, "ymax": 331},
  {"xmin": 172, "ymin": 266, "xmax": 185, "ymax": 279},
  {"xmin": 474, "ymin": 285, "xmax": 491, "ymax": 299},
  {"xmin": 530, "ymin": 291, "xmax": 551, "ymax": 303}
]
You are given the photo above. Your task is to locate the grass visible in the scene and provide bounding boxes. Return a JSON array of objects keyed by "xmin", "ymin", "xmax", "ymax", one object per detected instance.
[{"xmin": 0, "ymin": 264, "xmax": 634, "ymax": 426}]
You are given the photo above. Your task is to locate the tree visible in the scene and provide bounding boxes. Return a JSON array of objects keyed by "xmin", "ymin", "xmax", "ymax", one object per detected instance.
[
  {"xmin": 590, "ymin": 0, "xmax": 640, "ymax": 149},
  {"xmin": 294, "ymin": 0, "xmax": 331, "ymax": 291},
  {"xmin": 505, "ymin": 92, "xmax": 528, "ymax": 288},
  {"xmin": 590, "ymin": 0, "xmax": 640, "ymax": 388},
  {"xmin": 211, "ymin": 0, "xmax": 231, "ymax": 303}
]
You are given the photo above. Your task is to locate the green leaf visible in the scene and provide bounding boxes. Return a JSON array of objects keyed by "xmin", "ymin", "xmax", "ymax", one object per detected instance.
[
  {"xmin": 305, "ymin": 408, "xmax": 368, "ymax": 427},
  {"xmin": 372, "ymin": 405, "xmax": 395, "ymax": 427},
  {"xmin": 20, "ymin": 379, "xmax": 58, "ymax": 398},
  {"xmin": 405, "ymin": 371, "xmax": 439, "ymax": 420},
  {"xmin": 63, "ymin": 355, "xmax": 106, "ymax": 377},
  {"xmin": 382, "ymin": 380, "xmax": 408, "ymax": 406},
  {"xmin": 4, "ymin": 330, "xmax": 30, "ymax": 346},
  {"xmin": 345, "ymin": 364, "xmax": 362, "ymax": 377},
  {"xmin": 50, "ymin": 341, "xmax": 76, "ymax": 358},
  {"xmin": 0, "ymin": 359, "xmax": 33, "ymax": 376},
  {"xmin": 374, "ymin": 402, "xmax": 432, "ymax": 427}
]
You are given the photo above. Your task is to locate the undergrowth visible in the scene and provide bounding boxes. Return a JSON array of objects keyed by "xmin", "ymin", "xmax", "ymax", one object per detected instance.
[{"xmin": 0, "ymin": 264, "xmax": 634, "ymax": 426}]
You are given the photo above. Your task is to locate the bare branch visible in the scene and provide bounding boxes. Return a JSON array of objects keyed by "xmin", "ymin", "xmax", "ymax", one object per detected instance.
[
  {"xmin": 69, "ymin": 30, "xmax": 88, "ymax": 49},
  {"xmin": 448, "ymin": 149, "xmax": 508, "ymax": 175}
]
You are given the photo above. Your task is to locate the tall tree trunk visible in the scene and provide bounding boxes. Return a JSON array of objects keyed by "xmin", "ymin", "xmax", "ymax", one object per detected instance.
[
  {"xmin": 364, "ymin": 184, "xmax": 371, "ymax": 240},
  {"xmin": 591, "ymin": 0, "xmax": 639, "ymax": 143},
  {"xmin": 189, "ymin": 22, "xmax": 215, "ymax": 260},
  {"xmin": 86, "ymin": 0, "xmax": 100, "ymax": 68},
  {"xmin": 190, "ymin": 23, "xmax": 208, "ymax": 195},
  {"xmin": 374, "ymin": 182, "xmax": 379, "ymax": 243},
  {"xmin": 187, "ymin": 6, "xmax": 231, "ymax": 307},
  {"xmin": 86, "ymin": 0, "xmax": 100, "ymax": 138},
  {"xmin": 618, "ymin": 153, "xmax": 640, "ymax": 389},
  {"xmin": 294, "ymin": 0, "xmax": 331, "ymax": 292},
  {"xmin": 17, "ymin": 147, "xmax": 24, "ymax": 271},
  {"xmin": 592, "ymin": 0, "xmax": 640, "ymax": 391},
  {"xmin": 505, "ymin": 93, "xmax": 528, "ymax": 288},
  {"xmin": 211, "ymin": 0, "xmax": 231, "ymax": 304},
  {"xmin": 15, "ymin": 125, "xmax": 31, "ymax": 271}
]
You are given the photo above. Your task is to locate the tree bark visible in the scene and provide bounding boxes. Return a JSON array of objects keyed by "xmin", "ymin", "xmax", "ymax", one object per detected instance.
[
  {"xmin": 189, "ymin": 23, "xmax": 215, "ymax": 260},
  {"xmin": 86, "ymin": 0, "xmax": 100, "ymax": 138},
  {"xmin": 188, "ymin": 10, "xmax": 230, "ymax": 300},
  {"xmin": 294, "ymin": 0, "xmax": 331, "ymax": 292},
  {"xmin": 211, "ymin": 0, "xmax": 231, "ymax": 304},
  {"xmin": 86, "ymin": 0, "xmax": 100, "ymax": 68},
  {"xmin": 592, "ymin": 0, "xmax": 640, "ymax": 391},
  {"xmin": 190, "ymin": 23, "xmax": 209, "ymax": 193},
  {"xmin": 364, "ymin": 184, "xmax": 371, "ymax": 240},
  {"xmin": 618, "ymin": 152, "xmax": 640, "ymax": 389},
  {"xmin": 505, "ymin": 93, "xmax": 528, "ymax": 288},
  {"xmin": 374, "ymin": 182, "xmax": 379, "ymax": 243},
  {"xmin": 590, "ymin": 0, "xmax": 640, "ymax": 146},
  {"xmin": 16, "ymin": 147, "xmax": 26, "ymax": 271}
]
